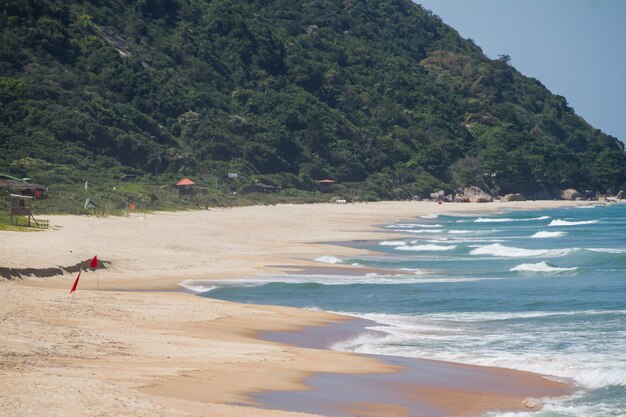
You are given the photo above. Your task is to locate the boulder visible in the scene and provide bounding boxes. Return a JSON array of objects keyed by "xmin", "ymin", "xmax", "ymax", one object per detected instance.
[
  {"xmin": 521, "ymin": 398, "xmax": 540, "ymax": 410},
  {"xmin": 463, "ymin": 186, "xmax": 493, "ymax": 203},
  {"xmin": 430, "ymin": 190, "xmax": 446, "ymax": 201},
  {"xmin": 500, "ymin": 193, "xmax": 526, "ymax": 202},
  {"xmin": 561, "ymin": 189, "xmax": 582, "ymax": 200}
]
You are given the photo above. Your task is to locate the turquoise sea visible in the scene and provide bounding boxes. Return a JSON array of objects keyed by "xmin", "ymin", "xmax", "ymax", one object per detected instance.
[{"xmin": 184, "ymin": 204, "xmax": 626, "ymax": 417}]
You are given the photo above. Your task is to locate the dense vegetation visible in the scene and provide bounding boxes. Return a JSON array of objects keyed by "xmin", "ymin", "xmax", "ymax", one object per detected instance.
[{"xmin": 1, "ymin": 0, "xmax": 625, "ymax": 206}]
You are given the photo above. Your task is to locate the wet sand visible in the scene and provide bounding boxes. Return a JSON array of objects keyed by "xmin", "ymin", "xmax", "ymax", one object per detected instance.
[{"xmin": 256, "ymin": 319, "xmax": 571, "ymax": 417}]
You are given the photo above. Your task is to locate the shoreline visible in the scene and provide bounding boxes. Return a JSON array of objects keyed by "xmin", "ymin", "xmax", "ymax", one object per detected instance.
[
  {"xmin": 0, "ymin": 200, "xmax": 596, "ymax": 416},
  {"xmin": 256, "ymin": 318, "xmax": 571, "ymax": 417}
]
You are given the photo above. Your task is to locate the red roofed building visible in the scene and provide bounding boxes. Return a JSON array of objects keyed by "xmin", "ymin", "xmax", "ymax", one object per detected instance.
[
  {"xmin": 175, "ymin": 178, "xmax": 195, "ymax": 196},
  {"xmin": 316, "ymin": 179, "xmax": 335, "ymax": 192}
]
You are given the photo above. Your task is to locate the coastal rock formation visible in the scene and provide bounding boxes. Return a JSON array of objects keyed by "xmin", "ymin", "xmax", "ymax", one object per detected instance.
[
  {"xmin": 561, "ymin": 189, "xmax": 582, "ymax": 200},
  {"xmin": 500, "ymin": 193, "xmax": 526, "ymax": 202},
  {"xmin": 521, "ymin": 398, "xmax": 541, "ymax": 410},
  {"xmin": 463, "ymin": 186, "xmax": 493, "ymax": 203},
  {"xmin": 430, "ymin": 190, "xmax": 446, "ymax": 201}
]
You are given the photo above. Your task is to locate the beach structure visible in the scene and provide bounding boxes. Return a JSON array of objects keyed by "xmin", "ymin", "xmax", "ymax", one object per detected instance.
[
  {"xmin": 316, "ymin": 179, "xmax": 335, "ymax": 192},
  {"xmin": 8, "ymin": 194, "xmax": 48, "ymax": 229},
  {"xmin": 0, "ymin": 173, "xmax": 47, "ymax": 199},
  {"xmin": 175, "ymin": 178, "xmax": 195, "ymax": 196}
]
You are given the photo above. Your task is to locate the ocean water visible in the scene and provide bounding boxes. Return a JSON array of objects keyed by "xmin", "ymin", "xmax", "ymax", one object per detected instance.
[{"xmin": 186, "ymin": 204, "xmax": 626, "ymax": 417}]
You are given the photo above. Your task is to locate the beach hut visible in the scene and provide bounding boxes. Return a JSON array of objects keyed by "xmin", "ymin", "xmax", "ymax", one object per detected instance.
[
  {"xmin": 175, "ymin": 178, "xmax": 196, "ymax": 196},
  {"xmin": 0, "ymin": 173, "xmax": 47, "ymax": 199},
  {"xmin": 316, "ymin": 179, "xmax": 336, "ymax": 192}
]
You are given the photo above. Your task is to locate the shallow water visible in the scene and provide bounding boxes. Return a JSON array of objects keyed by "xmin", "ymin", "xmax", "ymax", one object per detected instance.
[{"xmin": 192, "ymin": 204, "xmax": 626, "ymax": 417}]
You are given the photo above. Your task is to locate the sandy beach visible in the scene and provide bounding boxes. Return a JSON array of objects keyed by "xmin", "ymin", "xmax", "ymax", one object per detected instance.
[{"xmin": 0, "ymin": 200, "xmax": 590, "ymax": 417}]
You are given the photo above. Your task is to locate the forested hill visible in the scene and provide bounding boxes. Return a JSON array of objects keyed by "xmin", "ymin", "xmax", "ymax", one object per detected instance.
[{"xmin": 2, "ymin": 0, "xmax": 625, "ymax": 199}]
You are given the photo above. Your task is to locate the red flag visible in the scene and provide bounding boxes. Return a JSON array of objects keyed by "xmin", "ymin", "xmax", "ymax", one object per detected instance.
[
  {"xmin": 70, "ymin": 271, "xmax": 81, "ymax": 294},
  {"xmin": 90, "ymin": 255, "xmax": 98, "ymax": 269}
]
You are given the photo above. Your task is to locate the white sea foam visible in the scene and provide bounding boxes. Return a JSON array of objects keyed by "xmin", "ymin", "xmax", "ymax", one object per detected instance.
[
  {"xmin": 428, "ymin": 238, "xmax": 505, "ymax": 244},
  {"xmin": 448, "ymin": 230, "xmax": 473, "ymax": 234},
  {"xmin": 314, "ymin": 256, "xmax": 344, "ymax": 264},
  {"xmin": 490, "ymin": 400, "xmax": 624, "ymax": 417},
  {"xmin": 510, "ymin": 261, "xmax": 579, "ymax": 273},
  {"xmin": 469, "ymin": 243, "xmax": 576, "ymax": 258},
  {"xmin": 549, "ymin": 219, "xmax": 599, "ymax": 226},
  {"xmin": 395, "ymin": 244, "xmax": 457, "ymax": 251},
  {"xmin": 401, "ymin": 229, "xmax": 444, "ymax": 234},
  {"xmin": 330, "ymin": 311, "xmax": 626, "ymax": 390},
  {"xmin": 179, "ymin": 273, "xmax": 452, "ymax": 289},
  {"xmin": 178, "ymin": 280, "xmax": 218, "ymax": 293},
  {"xmin": 531, "ymin": 231, "xmax": 567, "ymax": 238},
  {"xmin": 474, "ymin": 216, "xmax": 550, "ymax": 223},
  {"xmin": 420, "ymin": 214, "xmax": 439, "ymax": 219},
  {"xmin": 386, "ymin": 223, "xmax": 443, "ymax": 228},
  {"xmin": 378, "ymin": 240, "xmax": 407, "ymax": 246},
  {"xmin": 586, "ymin": 248, "xmax": 626, "ymax": 254}
]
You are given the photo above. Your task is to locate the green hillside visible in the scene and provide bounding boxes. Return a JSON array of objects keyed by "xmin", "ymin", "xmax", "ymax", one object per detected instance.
[{"xmin": 1, "ymin": 0, "xmax": 625, "ymax": 204}]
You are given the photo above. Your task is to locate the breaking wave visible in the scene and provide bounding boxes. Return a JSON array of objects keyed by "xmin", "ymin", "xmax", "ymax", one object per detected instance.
[
  {"xmin": 314, "ymin": 256, "xmax": 344, "ymax": 264},
  {"xmin": 549, "ymin": 219, "xmax": 599, "ymax": 226},
  {"xmin": 586, "ymin": 248, "xmax": 626, "ymax": 254},
  {"xmin": 330, "ymin": 311, "xmax": 626, "ymax": 390},
  {"xmin": 469, "ymin": 243, "xmax": 576, "ymax": 258},
  {"xmin": 402, "ymin": 229, "xmax": 444, "ymax": 234},
  {"xmin": 510, "ymin": 261, "xmax": 579, "ymax": 273},
  {"xmin": 474, "ymin": 216, "xmax": 550, "ymax": 223},
  {"xmin": 180, "ymin": 273, "xmax": 448, "ymax": 290},
  {"xmin": 396, "ymin": 244, "xmax": 457, "ymax": 251},
  {"xmin": 386, "ymin": 223, "xmax": 443, "ymax": 228},
  {"xmin": 378, "ymin": 240, "xmax": 407, "ymax": 246},
  {"xmin": 531, "ymin": 231, "xmax": 567, "ymax": 238}
]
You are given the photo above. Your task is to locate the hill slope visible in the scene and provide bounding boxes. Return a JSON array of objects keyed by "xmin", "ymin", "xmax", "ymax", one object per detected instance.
[{"xmin": 1, "ymin": 0, "xmax": 625, "ymax": 199}]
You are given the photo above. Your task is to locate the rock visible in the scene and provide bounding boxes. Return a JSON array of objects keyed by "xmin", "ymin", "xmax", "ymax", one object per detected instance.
[
  {"xmin": 521, "ymin": 398, "xmax": 541, "ymax": 410},
  {"xmin": 430, "ymin": 190, "xmax": 446, "ymax": 201},
  {"xmin": 561, "ymin": 189, "xmax": 582, "ymax": 200},
  {"xmin": 463, "ymin": 186, "xmax": 493, "ymax": 203},
  {"xmin": 500, "ymin": 193, "xmax": 526, "ymax": 202}
]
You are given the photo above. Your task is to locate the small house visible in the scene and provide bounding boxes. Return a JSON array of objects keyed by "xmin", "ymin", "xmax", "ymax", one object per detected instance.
[{"xmin": 175, "ymin": 178, "xmax": 196, "ymax": 196}]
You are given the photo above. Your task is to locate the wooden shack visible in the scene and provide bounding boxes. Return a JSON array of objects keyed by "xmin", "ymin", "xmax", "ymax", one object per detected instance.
[
  {"xmin": 0, "ymin": 173, "xmax": 47, "ymax": 199},
  {"xmin": 8, "ymin": 194, "xmax": 48, "ymax": 228},
  {"xmin": 175, "ymin": 178, "xmax": 196, "ymax": 196}
]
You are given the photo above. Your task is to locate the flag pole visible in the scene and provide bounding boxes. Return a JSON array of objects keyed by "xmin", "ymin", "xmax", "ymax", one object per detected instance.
[
  {"xmin": 64, "ymin": 293, "xmax": 76, "ymax": 326},
  {"xmin": 66, "ymin": 270, "xmax": 81, "ymax": 326},
  {"xmin": 89, "ymin": 255, "xmax": 99, "ymax": 291}
]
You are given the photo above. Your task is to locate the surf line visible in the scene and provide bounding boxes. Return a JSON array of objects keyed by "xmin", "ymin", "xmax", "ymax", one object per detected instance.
[{"xmin": 250, "ymin": 317, "xmax": 573, "ymax": 417}]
